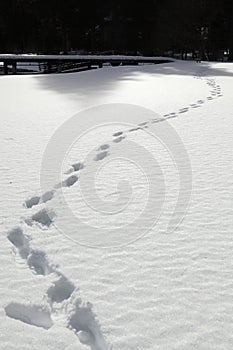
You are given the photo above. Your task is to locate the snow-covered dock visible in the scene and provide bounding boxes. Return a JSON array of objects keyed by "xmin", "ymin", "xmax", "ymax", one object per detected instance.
[{"xmin": 0, "ymin": 54, "xmax": 173, "ymax": 74}]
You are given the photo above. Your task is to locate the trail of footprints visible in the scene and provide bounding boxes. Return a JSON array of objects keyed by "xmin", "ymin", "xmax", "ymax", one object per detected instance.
[
  {"xmin": 160, "ymin": 74, "xmax": 222, "ymax": 119},
  {"xmin": 23, "ymin": 66, "xmax": 223, "ymax": 221},
  {"xmin": 6, "ymin": 66, "xmax": 222, "ymax": 349},
  {"xmin": 6, "ymin": 226, "xmax": 110, "ymax": 350}
]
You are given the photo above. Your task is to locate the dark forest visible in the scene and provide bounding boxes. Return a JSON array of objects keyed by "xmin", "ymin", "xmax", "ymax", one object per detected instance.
[{"xmin": 1, "ymin": 0, "xmax": 233, "ymax": 60}]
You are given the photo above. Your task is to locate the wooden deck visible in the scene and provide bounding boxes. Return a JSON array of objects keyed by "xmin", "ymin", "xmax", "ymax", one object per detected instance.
[{"xmin": 0, "ymin": 54, "xmax": 173, "ymax": 75}]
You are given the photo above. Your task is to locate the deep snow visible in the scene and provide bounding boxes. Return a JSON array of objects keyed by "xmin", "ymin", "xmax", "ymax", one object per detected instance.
[{"xmin": 1, "ymin": 60, "xmax": 233, "ymax": 349}]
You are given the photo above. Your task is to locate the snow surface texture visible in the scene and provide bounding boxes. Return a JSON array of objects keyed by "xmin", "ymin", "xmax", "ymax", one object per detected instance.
[{"xmin": 1, "ymin": 60, "xmax": 233, "ymax": 349}]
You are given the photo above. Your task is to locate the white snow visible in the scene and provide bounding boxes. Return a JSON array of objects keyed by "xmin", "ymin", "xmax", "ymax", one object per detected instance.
[{"xmin": 1, "ymin": 60, "xmax": 233, "ymax": 349}]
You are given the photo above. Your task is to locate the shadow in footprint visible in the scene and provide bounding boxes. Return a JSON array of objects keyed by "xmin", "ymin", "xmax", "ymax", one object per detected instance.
[
  {"xmin": 94, "ymin": 151, "xmax": 109, "ymax": 161},
  {"xmin": 62, "ymin": 175, "xmax": 78, "ymax": 188},
  {"xmin": 179, "ymin": 107, "xmax": 189, "ymax": 114},
  {"xmin": 65, "ymin": 162, "xmax": 84, "ymax": 174},
  {"xmin": 151, "ymin": 117, "xmax": 164, "ymax": 123},
  {"xmin": 113, "ymin": 131, "xmax": 123, "ymax": 137},
  {"xmin": 5, "ymin": 303, "xmax": 53, "ymax": 329},
  {"xmin": 166, "ymin": 113, "xmax": 177, "ymax": 119},
  {"xmin": 25, "ymin": 191, "xmax": 54, "ymax": 209},
  {"xmin": 71, "ymin": 162, "xmax": 84, "ymax": 172},
  {"xmin": 27, "ymin": 250, "xmax": 53, "ymax": 275},
  {"xmin": 138, "ymin": 122, "xmax": 148, "ymax": 127},
  {"xmin": 26, "ymin": 209, "xmax": 55, "ymax": 228},
  {"xmin": 128, "ymin": 127, "xmax": 141, "ymax": 132},
  {"xmin": 25, "ymin": 196, "xmax": 40, "ymax": 209},
  {"xmin": 7, "ymin": 227, "xmax": 30, "ymax": 259},
  {"xmin": 68, "ymin": 298, "xmax": 108, "ymax": 350},
  {"xmin": 47, "ymin": 275, "xmax": 75, "ymax": 303},
  {"xmin": 55, "ymin": 175, "xmax": 78, "ymax": 189},
  {"xmin": 41, "ymin": 190, "xmax": 54, "ymax": 204},
  {"xmin": 98, "ymin": 144, "xmax": 110, "ymax": 151},
  {"xmin": 113, "ymin": 136, "xmax": 125, "ymax": 143}
]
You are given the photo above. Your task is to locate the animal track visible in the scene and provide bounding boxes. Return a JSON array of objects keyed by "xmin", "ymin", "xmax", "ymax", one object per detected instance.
[
  {"xmin": 94, "ymin": 151, "xmax": 109, "ymax": 161},
  {"xmin": 5, "ymin": 303, "xmax": 53, "ymax": 329},
  {"xmin": 7, "ymin": 227, "xmax": 30, "ymax": 259},
  {"xmin": 27, "ymin": 250, "xmax": 53, "ymax": 275}
]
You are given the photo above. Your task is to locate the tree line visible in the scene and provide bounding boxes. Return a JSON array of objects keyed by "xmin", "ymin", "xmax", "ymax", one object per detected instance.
[{"xmin": 0, "ymin": 0, "xmax": 233, "ymax": 60}]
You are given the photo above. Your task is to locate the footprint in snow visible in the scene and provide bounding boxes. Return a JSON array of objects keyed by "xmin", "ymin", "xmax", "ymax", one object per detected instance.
[
  {"xmin": 41, "ymin": 190, "xmax": 54, "ymax": 203},
  {"xmin": 55, "ymin": 175, "xmax": 79, "ymax": 189},
  {"xmin": 25, "ymin": 196, "xmax": 40, "ymax": 209},
  {"xmin": 113, "ymin": 131, "xmax": 123, "ymax": 137},
  {"xmin": 94, "ymin": 151, "xmax": 109, "ymax": 161},
  {"xmin": 152, "ymin": 118, "xmax": 164, "ymax": 123},
  {"xmin": 179, "ymin": 107, "xmax": 189, "ymax": 114},
  {"xmin": 165, "ymin": 112, "xmax": 177, "ymax": 119},
  {"xmin": 98, "ymin": 144, "xmax": 110, "ymax": 151},
  {"xmin": 7, "ymin": 227, "xmax": 30, "ymax": 259},
  {"xmin": 138, "ymin": 121, "xmax": 148, "ymax": 127},
  {"xmin": 24, "ymin": 191, "xmax": 54, "ymax": 209},
  {"xmin": 5, "ymin": 303, "xmax": 53, "ymax": 330},
  {"xmin": 47, "ymin": 275, "xmax": 75, "ymax": 303},
  {"xmin": 62, "ymin": 175, "xmax": 78, "ymax": 188},
  {"xmin": 65, "ymin": 161, "xmax": 84, "ymax": 174},
  {"xmin": 25, "ymin": 208, "xmax": 55, "ymax": 228},
  {"xmin": 67, "ymin": 299, "xmax": 107, "ymax": 349},
  {"xmin": 113, "ymin": 136, "xmax": 125, "ymax": 143},
  {"xmin": 128, "ymin": 127, "xmax": 141, "ymax": 132},
  {"xmin": 27, "ymin": 250, "xmax": 53, "ymax": 276}
]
